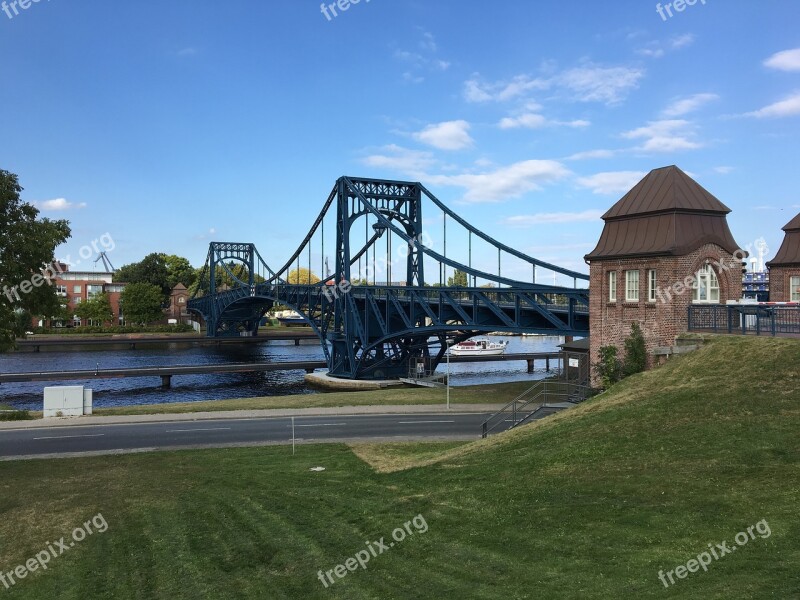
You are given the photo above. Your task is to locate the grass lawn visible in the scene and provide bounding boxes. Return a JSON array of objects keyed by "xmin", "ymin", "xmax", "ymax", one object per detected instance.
[{"xmin": 0, "ymin": 335, "xmax": 797, "ymax": 598}]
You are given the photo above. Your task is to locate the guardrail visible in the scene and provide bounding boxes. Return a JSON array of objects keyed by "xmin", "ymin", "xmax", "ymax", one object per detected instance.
[
  {"xmin": 480, "ymin": 381, "xmax": 593, "ymax": 438},
  {"xmin": 688, "ymin": 304, "xmax": 800, "ymax": 336}
]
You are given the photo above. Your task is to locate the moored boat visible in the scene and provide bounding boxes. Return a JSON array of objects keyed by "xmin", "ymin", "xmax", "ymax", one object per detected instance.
[{"xmin": 449, "ymin": 338, "xmax": 509, "ymax": 356}]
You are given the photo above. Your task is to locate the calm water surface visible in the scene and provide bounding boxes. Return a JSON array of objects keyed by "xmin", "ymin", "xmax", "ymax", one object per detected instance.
[{"xmin": 0, "ymin": 336, "xmax": 566, "ymax": 411}]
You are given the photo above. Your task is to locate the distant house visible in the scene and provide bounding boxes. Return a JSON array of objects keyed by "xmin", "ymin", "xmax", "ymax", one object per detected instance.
[
  {"xmin": 42, "ymin": 264, "xmax": 125, "ymax": 327},
  {"xmin": 766, "ymin": 213, "xmax": 800, "ymax": 302},
  {"xmin": 167, "ymin": 283, "xmax": 190, "ymax": 323}
]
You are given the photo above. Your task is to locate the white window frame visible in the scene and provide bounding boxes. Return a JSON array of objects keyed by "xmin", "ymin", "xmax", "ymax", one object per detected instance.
[
  {"xmin": 791, "ymin": 276, "xmax": 800, "ymax": 302},
  {"xmin": 608, "ymin": 271, "xmax": 617, "ymax": 303},
  {"xmin": 647, "ymin": 270, "xmax": 657, "ymax": 302},
  {"xmin": 625, "ymin": 270, "xmax": 640, "ymax": 302},
  {"xmin": 693, "ymin": 264, "xmax": 720, "ymax": 303}
]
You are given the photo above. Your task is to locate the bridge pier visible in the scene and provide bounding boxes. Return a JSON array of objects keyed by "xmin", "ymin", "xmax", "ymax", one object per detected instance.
[
  {"xmin": 160, "ymin": 375, "xmax": 172, "ymax": 389},
  {"xmin": 527, "ymin": 359, "xmax": 534, "ymax": 374},
  {"xmin": 295, "ymin": 339, "xmax": 300, "ymax": 346}
]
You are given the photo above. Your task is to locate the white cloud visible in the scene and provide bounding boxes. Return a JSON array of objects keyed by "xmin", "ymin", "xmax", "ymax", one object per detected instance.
[
  {"xmin": 503, "ymin": 210, "xmax": 605, "ymax": 226},
  {"xmin": 661, "ymin": 93, "xmax": 719, "ymax": 117},
  {"xmin": 362, "ymin": 145, "xmax": 436, "ymax": 175},
  {"xmin": 498, "ymin": 113, "xmax": 548, "ymax": 129},
  {"xmin": 764, "ymin": 48, "xmax": 800, "ymax": 72},
  {"xmin": 557, "ymin": 65, "xmax": 644, "ymax": 104},
  {"xmin": 428, "ymin": 160, "xmax": 571, "ymax": 203},
  {"xmin": 670, "ymin": 34, "xmax": 696, "ymax": 49},
  {"xmin": 566, "ymin": 149, "xmax": 616, "ymax": 161},
  {"xmin": 745, "ymin": 91, "xmax": 800, "ymax": 118},
  {"xmin": 413, "ymin": 120, "xmax": 474, "ymax": 151},
  {"xmin": 33, "ymin": 198, "xmax": 87, "ymax": 211},
  {"xmin": 464, "ymin": 64, "xmax": 644, "ymax": 106},
  {"xmin": 577, "ymin": 171, "xmax": 647, "ymax": 195},
  {"xmin": 621, "ymin": 119, "xmax": 703, "ymax": 152},
  {"xmin": 714, "ymin": 166, "xmax": 734, "ymax": 174}
]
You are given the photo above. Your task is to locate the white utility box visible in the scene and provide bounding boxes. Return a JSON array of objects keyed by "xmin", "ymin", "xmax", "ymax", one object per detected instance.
[{"xmin": 43, "ymin": 386, "xmax": 93, "ymax": 418}]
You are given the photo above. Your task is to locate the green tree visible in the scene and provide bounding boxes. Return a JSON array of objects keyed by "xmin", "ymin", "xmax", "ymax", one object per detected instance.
[
  {"xmin": 287, "ymin": 268, "xmax": 320, "ymax": 285},
  {"xmin": 120, "ymin": 283, "xmax": 164, "ymax": 325},
  {"xmin": 447, "ymin": 269, "xmax": 469, "ymax": 287},
  {"xmin": 623, "ymin": 322, "xmax": 647, "ymax": 377},
  {"xmin": 75, "ymin": 292, "xmax": 114, "ymax": 326},
  {"xmin": 0, "ymin": 170, "xmax": 71, "ymax": 351},
  {"xmin": 595, "ymin": 346, "xmax": 622, "ymax": 390},
  {"xmin": 163, "ymin": 254, "xmax": 197, "ymax": 289},
  {"xmin": 116, "ymin": 253, "xmax": 170, "ymax": 296}
]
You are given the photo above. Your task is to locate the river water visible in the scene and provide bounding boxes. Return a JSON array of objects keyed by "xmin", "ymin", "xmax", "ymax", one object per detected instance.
[{"xmin": 0, "ymin": 335, "xmax": 566, "ymax": 411}]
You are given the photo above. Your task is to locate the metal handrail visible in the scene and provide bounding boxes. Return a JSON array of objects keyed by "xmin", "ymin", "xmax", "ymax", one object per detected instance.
[{"xmin": 481, "ymin": 381, "xmax": 592, "ymax": 438}]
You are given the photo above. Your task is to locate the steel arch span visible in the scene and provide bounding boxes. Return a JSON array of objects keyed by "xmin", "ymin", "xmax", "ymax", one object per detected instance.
[{"xmin": 188, "ymin": 176, "xmax": 590, "ymax": 380}]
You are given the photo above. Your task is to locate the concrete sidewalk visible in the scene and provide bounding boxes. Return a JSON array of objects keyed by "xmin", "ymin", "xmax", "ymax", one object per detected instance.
[{"xmin": 0, "ymin": 403, "xmax": 509, "ymax": 430}]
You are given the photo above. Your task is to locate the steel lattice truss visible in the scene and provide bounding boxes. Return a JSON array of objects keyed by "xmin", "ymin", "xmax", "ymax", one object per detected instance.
[{"xmin": 188, "ymin": 177, "xmax": 590, "ymax": 380}]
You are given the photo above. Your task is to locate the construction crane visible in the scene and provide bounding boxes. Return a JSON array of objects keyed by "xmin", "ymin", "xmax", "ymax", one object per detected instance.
[{"xmin": 94, "ymin": 252, "xmax": 116, "ymax": 273}]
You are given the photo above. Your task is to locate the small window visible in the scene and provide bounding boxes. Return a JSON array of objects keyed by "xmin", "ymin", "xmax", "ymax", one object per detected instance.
[
  {"xmin": 73, "ymin": 285, "xmax": 82, "ymax": 294},
  {"xmin": 178, "ymin": 297, "xmax": 185, "ymax": 304},
  {"xmin": 625, "ymin": 270, "xmax": 640, "ymax": 302},
  {"xmin": 608, "ymin": 271, "xmax": 617, "ymax": 302},
  {"xmin": 791, "ymin": 276, "xmax": 800, "ymax": 302},
  {"xmin": 648, "ymin": 270, "xmax": 657, "ymax": 302},
  {"xmin": 693, "ymin": 264, "xmax": 720, "ymax": 303}
]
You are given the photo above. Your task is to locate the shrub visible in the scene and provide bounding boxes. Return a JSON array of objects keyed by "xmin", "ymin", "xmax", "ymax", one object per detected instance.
[
  {"xmin": 0, "ymin": 410, "xmax": 33, "ymax": 421},
  {"xmin": 623, "ymin": 322, "xmax": 647, "ymax": 377},
  {"xmin": 595, "ymin": 345, "xmax": 622, "ymax": 390}
]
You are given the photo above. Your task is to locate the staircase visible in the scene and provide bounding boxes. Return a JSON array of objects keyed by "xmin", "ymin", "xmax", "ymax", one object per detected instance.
[{"xmin": 480, "ymin": 380, "xmax": 593, "ymax": 438}]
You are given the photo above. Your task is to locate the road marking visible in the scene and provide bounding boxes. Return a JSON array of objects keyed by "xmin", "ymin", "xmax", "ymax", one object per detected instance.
[
  {"xmin": 295, "ymin": 423, "xmax": 347, "ymax": 428},
  {"xmin": 34, "ymin": 434, "xmax": 105, "ymax": 440},
  {"xmin": 165, "ymin": 427, "xmax": 233, "ymax": 433},
  {"xmin": 397, "ymin": 420, "xmax": 456, "ymax": 424}
]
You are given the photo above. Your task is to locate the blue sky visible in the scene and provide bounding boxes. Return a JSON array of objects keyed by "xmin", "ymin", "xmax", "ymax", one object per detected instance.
[{"xmin": 1, "ymin": 1, "xmax": 799, "ymax": 281}]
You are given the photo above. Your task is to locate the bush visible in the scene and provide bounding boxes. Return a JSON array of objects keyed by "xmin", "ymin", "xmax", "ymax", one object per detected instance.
[
  {"xmin": 623, "ymin": 322, "xmax": 647, "ymax": 377},
  {"xmin": 0, "ymin": 410, "xmax": 33, "ymax": 421},
  {"xmin": 595, "ymin": 345, "xmax": 622, "ymax": 390}
]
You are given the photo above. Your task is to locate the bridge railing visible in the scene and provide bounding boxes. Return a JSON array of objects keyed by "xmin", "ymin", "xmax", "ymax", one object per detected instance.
[{"xmin": 688, "ymin": 304, "xmax": 800, "ymax": 336}]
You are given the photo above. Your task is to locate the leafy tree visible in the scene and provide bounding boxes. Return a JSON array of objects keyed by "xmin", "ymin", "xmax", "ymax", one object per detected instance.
[
  {"xmin": 163, "ymin": 254, "xmax": 197, "ymax": 289},
  {"xmin": 120, "ymin": 283, "xmax": 164, "ymax": 325},
  {"xmin": 287, "ymin": 268, "xmax": 320, "ymax": 285},
  {"xmin": 75, "ymin": 292, "xmax": 114, "ymax": 325},
  {"xmin": 0, "ymin": 170, "xmax": 71, "ymax": 351},
  {"xmin": 447, "ymin": 269, "xmax": 469, "ymax": 287},
  {"xmin": 115, "ymin": 253, "xmax": 170, "ymax": 296},
  {"xmin": 595, "ymin": 346, "xmax": 622, "ymax": 390},
  {"xmin": 623, "ymin": 322, "xmax": 647, "ymax": 377}
]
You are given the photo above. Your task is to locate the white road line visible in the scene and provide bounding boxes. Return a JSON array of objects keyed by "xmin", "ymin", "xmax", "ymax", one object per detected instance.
[
  {"xmin": 165, "ymin": 427, "xmax": 233, "ymax": 433},
  {"xmin": 397, "ymin": 420, "xmax": 456, "ymax": 424},
  {"xmin": 295, "ymin": 423, "xmax": 347, "ymax": 428},
  {"xmin": 34, "ymin": 434, "xmax": 105, "ymax": 440}
]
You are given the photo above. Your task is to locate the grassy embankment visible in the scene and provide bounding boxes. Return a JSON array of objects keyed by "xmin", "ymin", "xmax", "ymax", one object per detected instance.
[{"xmin": 0, "ymin": 335, "xmax": 797, "ymax": 598}]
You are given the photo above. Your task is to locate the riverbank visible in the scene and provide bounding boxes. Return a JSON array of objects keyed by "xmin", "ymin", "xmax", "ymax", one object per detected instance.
[{"xmin": 14, "ymin": 380, "xmax": 536, "ymax": 419}]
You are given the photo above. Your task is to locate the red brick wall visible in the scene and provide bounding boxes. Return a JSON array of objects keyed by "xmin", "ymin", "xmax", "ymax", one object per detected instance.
[
  {"xmin": 588, "ymin": 243, "xmax": 743, "ymax": 385},
  {"xmin": 768, "ymin": 266, "xmax": 800, "ymax": 302}
]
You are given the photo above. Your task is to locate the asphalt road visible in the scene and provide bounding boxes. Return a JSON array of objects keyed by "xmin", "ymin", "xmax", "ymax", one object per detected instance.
[{"xmin": 0, "ymin": 411, "xmax": 550, "ymax": 460}]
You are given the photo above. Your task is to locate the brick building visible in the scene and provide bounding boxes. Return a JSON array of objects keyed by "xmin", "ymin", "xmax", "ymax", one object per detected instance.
[
  {"xmin": 584, "ymin": 166, "xmax": 745, "ymax": 381},
  {"xmin": 765, "ymin": 213, "xmax": 800, "ymax": 302},
  {"xmin": 45, "ymin": 264, "xmax": 125, "ymax": 327}
]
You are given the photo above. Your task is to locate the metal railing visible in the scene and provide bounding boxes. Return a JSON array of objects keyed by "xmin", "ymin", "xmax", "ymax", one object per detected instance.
[
  {"xmin": 688, "ymin": 304, "xmax": 800, "ymax": 336},
  {"xmin": 480, "ymin": 381, "xmax": 593, "ymax": 438}
]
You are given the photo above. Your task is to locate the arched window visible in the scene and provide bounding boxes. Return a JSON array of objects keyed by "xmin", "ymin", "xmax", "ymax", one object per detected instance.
[{"xmin": 693, "ymin": 264, "xmax": 720, "ymax": 303}]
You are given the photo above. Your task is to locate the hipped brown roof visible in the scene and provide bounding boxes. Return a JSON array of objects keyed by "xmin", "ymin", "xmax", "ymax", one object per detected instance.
[
  {"xmin": 766, "ymin": 213, "xmax": 800, "ymax": 267},
  {"xmin": 585, "ymin": 166, "xmax": 742, "ymax": 261}
]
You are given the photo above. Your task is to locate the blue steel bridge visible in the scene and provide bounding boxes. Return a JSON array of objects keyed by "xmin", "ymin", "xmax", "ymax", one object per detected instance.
[{"xmin": 187, "ymin": 177, "xmax": 590, "ymax": 380}]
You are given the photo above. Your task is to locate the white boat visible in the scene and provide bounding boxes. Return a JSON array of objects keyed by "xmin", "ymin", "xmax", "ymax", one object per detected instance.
[
  {"xmin": 448, "ymin": 338, "xmax": 509, "ymax": 356},
  {"xmin": 275, "ymin": 310, "xmax": 306, "ymax": 327}
]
